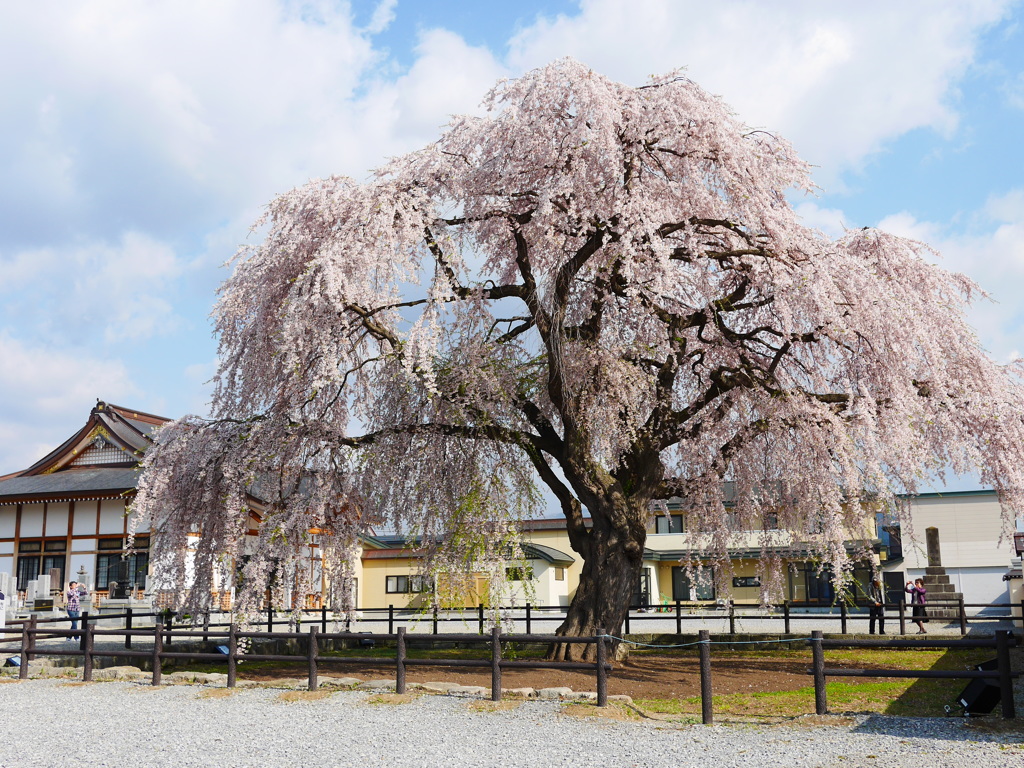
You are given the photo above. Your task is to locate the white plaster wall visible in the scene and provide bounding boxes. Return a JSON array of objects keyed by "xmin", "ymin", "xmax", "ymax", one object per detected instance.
[
  {"xmin": 127, "ymin": 505, "xmax": 150, "ymax": 532},
  {"xmin": 71, "ymin": 538, "xmax": 96, "ymax": 552},
  {"xmin": 20, "ymin": 504, "xmax": 44, "ymax": 537},
  {"xmin": 646, "ymin": 564, "xmax": 662, "ymax": 603},
  {"xmin": 0, "ymin": 541, "xmax": 12, "ymax": 555},
  {"xmin": 905, "ymin": 565, "xmax": 1010, "ymax": 607},
  {"xmin": 901, "ymin": 495, "xmax": 1015, "ymax": 570},
  {"xmin": 0, "ymin": 555, "xmax": 12, "ymax": 578},
  {"xmin": 0, "ymin": 509, "xmax": 15, "ymax": 538},
  {"xmin": 45, "ymin": 503, "xmax": 69, "ymax": 537},
  {"xmin": 98, "ymin": 500, "xmax": 126, "ymax": 535},
  {"xmin": 73, "ymin": 502, "xmax": 97, "ymax": 535}
]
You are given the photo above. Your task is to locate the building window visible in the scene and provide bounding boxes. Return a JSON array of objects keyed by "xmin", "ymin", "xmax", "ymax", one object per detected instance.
[
  {"xmin": 554, "ymin": 567, "xmax": 565, "ymax": 581},
  {"xmin": 96, "ymin": 537, "xmax": 149, "ymax": 591},
  {"xmin": 671, "ymin": 566, "xmax": 715, "ymax": 601},
  {"xmin": 386, "ymin": 575, "xmax": 430, "ymax": 594},
  {"xmin": 16, "ymin": 539, "xmax": 66, "ymax": 591},
  {"xmin": 654, "ymin": 514, "xmax": 684, "ymax": 534}
]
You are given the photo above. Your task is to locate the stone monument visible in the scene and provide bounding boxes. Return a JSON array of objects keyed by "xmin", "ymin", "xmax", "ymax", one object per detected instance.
[{"xmin": 921, "ymin": 526, "xmax": 962, "ymax": 619}]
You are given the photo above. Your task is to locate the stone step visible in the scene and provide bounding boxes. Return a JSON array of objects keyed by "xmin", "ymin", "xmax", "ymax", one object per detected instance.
[{"xmin": 925, "ymin": 566, "xmax": 947, "ymax": 576}]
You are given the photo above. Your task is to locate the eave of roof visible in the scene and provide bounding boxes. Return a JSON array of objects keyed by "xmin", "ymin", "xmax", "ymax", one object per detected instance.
[{"xmin": 0, "ymin": 467, "xmax": 141, "ymax": 502}]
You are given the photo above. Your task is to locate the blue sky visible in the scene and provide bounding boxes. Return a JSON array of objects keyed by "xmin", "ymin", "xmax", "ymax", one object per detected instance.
[{"xmin": 0, "ymin": 0, "xmax": 1022, "ymax": 491}]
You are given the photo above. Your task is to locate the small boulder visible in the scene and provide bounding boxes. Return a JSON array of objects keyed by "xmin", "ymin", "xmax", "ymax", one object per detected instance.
[
  {"xmin": 502, "ymin": 687, "xmax": 536, "ymax": 698},
  {"xmin": 356, "ymin": 678, "xmax": 397, "ymax": 691},
  {"xmin": 537, "ymin": 687, "xmax": 575, "ymax": 699},
  {"xmin": 319, "ymin": 676, "xmax": 363, "ymax": 689}
]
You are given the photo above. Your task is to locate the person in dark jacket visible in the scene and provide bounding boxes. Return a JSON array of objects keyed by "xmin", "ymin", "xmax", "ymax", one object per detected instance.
[
  {"xmin": 906, "ymin": 578, "xmax": 927, "ymax": 634},
  {"xmin": 868, "ymin": 576, "xmax": 886, "ymax": 634}
]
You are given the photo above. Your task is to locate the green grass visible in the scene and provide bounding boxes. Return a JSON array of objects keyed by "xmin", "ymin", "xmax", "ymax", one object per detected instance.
[{"xmin": 632, "ymin": 648, "xmax": 998, "ymax": 720}]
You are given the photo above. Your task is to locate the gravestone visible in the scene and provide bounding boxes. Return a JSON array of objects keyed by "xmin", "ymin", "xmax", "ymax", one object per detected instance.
[
  {"xmin": 0, "ymin": 588, "xmax": 5, "ymax": 629},
  {"xmin": 26, "ymin": 580, "xmax": 37, "ymax": 603},
  {"xmin": 36, "ymin": 573, "xmax": 50, "ymax": 598}
]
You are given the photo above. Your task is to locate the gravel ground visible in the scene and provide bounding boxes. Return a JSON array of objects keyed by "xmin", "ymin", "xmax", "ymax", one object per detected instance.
[{"xmin": 0, "ymin": 679, "xmax": 1021, "ymax": 768}]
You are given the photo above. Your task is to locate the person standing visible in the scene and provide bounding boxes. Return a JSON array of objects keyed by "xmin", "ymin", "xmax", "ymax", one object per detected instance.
[
  {"xmin": 906, "ymin": 578, "xmax": 928, "ymax": 634},
  {"xmin": 868, "ymin": 576, "xmax": 886, "ymax": 634},
  {"xmin": 65, "ymin": 581, "xmax": 85, "ymax": 641}
]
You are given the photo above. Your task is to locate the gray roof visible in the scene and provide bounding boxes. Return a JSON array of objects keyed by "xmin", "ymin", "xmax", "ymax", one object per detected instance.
[
  {"xmin": 0, "ymin": 468, "xmax": 141, "ymax": 500},
  {"xmin": 522, "ymin": 542, "xmax": 575, "ymax": 565}
]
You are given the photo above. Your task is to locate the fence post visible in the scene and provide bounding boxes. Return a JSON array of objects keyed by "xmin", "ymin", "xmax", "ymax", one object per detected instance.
[
  {"xmin": 1019, "ymin": 597, "xmax": 1024, "ymax": 631},
  {"xmin": 995, "ymin": 629, "xmax": 1015, "ymax": 719},
  {"xmin": 82, "ymin": 621, "xmax": 94, "ymax": 682},
  {"xmin": 19, "ymin": 621, "xmax": 29, "ymax": 679},
  {"xmin": 267, "ymin": 606, "xmax": 273, "ymax": 634},
  {"xmin": 227, "ymin": 624, "xmax": 237, "ymax": 689},
  {"xmin": 728, "ymin": 601, "xmax": 736, "ymax": 635},
  {"xmin": 202, "ymin": 612, "xmax": 210, "ymax": 644},
  {"xmin": 125, "ymin": 607, "xmax": 133, "ymax": 649},
  {"xmin": 898, "ymin": 600, "xmax": 906, "ymax": 635},
  {"xmin": 165, "ymin": 613, "xmax": 172, "ymax": 647},
  {"xmin": 595, "ymin": 627, "xmax": 607, "ymax": 708},
  {"xmin": 78, "ymin": 612, "xmax": 88, "ymax": 653},
  {"xmin": 840, "ymin": 601, "xmax": 847, "ymax": 634},
  {"xmin": 388, "ymin": 604, "xmax": 394, "ymax": 635},
  {"xmin": 478, "ymin": 603, "xmax": 484, "ymax": 635},
  {"xmin": 307, "ymin": 626, "xmax": 319, "ymax": 692},
  {"xmin": 525, "ymin": 603, "xmax": 532, "ymax": 635},
  {"xmin": 152, "ymin": 621, "xmax": 163, "ymax": 686},
  {"xmin": 396, "ymin": 626, "xmax": 407, "ymax": 695},
  {"xmin": 784, "ymin": 601, "xmax": 791, "ymax": 634},
  {"xmin": 28, "ymin": 615, "xmax": 37, "ymax": 661},
  {"xmin": 958, "ymin": 596, "xmax": 967, "ymax": 636},
  {"xmin": 321, "ymin": 605, "xmax": 327, "ymax": 634},
  {"xmin": 490, "ymin": 625, "xmax": 502, "ymax": 702},
  {"xmin": 676, "ymin": 600, "xmax": 682, "ymax": 635},
  {"xmin": 698, "ymin": 629, "xmax": 713, "ymax": 725},
  {"xmin": 624, "ymin": 606, "xmax": 630, "ymax": 635},
  {"xmin": 811, "ymin": 630, "xmax": 826, "ymax": 715},
  {"xmin": 432, "ymin": 605, "xmax": 438, "ymax": 635}
]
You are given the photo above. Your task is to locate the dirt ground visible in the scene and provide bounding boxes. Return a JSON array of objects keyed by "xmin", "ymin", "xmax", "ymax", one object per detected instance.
[{"xmin": 242, "ymin": 654, "xmax": 883, "ymax": 700}]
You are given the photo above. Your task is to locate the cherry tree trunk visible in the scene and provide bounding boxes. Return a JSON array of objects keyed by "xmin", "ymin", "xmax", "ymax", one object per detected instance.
[{"xmin": 547, "ymin": 520, "xmax": 646, "ymax": 662}]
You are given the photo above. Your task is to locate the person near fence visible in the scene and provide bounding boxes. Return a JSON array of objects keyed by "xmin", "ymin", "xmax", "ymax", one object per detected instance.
[
  {"xmin": 65, "ymin": 580, "xmax": 86, "ymax": 640},
  {"xmin": 905, "ymin": 578, "xmax": 927, "ymax": 634},
  {"xmin": 868, "ymin": 576, "xmax": 886, "ymax": 634}
]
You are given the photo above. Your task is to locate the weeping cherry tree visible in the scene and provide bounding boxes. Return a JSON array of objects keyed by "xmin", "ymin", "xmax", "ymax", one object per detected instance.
[{"xmin": 133, "ymin": 59, "xmax": 1024, "ymax": 659}]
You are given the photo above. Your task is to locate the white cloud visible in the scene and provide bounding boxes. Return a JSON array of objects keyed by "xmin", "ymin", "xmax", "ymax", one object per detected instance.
[
  {"xmin": 366, "ymin": 0, "xmax": 398, "ymax": 35},
  {"xmin": 877, "ymin": 188, "xmax": 1024, "ymax": 363},
  {"xmin": 794, "ymin": 201, "xmax": 851, "ymax": 240},
  {"xmin": 0, "ymin": 333, "xmax": 139, "ymax": 471},
  {"xmin": 0, "ymin": 231, "xmax": 185, "ymax": 344},
  {"xmin": 506, "ymin": 0, "xmax": 1012, "ymax": 184}
]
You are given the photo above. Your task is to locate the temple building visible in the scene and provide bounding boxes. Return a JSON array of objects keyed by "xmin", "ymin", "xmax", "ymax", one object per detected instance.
[{"xmin": 0, "ymin": 402, "xmax": 168, "ymax": 600}]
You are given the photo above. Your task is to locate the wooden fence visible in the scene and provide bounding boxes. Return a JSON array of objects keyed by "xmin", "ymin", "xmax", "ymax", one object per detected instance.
[
  {"xmin": 0, "ymin": 620, "xmax": 611, "ymax": 705},
  {"xmin": 0, "ymin": 619, "xmax": 1019, "ymax": 721}
]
